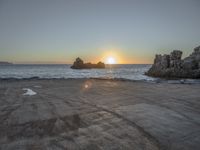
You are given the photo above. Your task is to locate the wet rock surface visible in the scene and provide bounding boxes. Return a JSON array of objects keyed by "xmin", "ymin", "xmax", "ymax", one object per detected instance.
[
  {"xmin": 146, "ymin": 46, "xmax": 200, "ymax": 78},
  {"xmin": 71, "ymin": 57, "xmax": 105, "ymax": 69},
  {"xmin": 0, "ymin": 79, "xmax": 200, "ymax": 150}
]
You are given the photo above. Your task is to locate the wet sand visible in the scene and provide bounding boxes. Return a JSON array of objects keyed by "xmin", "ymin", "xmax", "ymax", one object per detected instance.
[{"xmin": 0, "ymin": 79, "xmax": 200, "ymax": 150}]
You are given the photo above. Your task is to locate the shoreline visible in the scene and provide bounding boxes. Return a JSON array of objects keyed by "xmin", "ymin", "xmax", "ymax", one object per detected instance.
[{"xmin": 1, "ymin": 77, "xmax": 200, "ymax": 84}]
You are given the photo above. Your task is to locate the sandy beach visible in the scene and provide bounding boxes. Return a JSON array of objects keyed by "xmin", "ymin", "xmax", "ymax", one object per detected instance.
[{"xmin": 0, "ymin": 79, "xmax": 200, "ymax": 150}]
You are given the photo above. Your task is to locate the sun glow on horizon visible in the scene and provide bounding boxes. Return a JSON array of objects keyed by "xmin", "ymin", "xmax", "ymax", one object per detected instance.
[
  {"xmin": 106, "ymin": 57, "xmax": 116, "ymax": 64},
  {"xmin": 100, "ymin": 48, "xmax": 125, "ymax": 64}
]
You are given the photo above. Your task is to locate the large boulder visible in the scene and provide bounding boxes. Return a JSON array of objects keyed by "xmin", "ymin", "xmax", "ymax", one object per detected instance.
[
  {"xmin": 146, "ymin": 46, "xmax": 200, "ymax": 79},
  {"xmin": 71, "ymin": 58, "xmax": 105, "ymax": 69}
]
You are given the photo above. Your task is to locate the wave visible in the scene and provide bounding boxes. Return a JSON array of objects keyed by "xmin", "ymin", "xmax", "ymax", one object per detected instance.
[
  {"xmin": 1, "ymin": 76, "xmax": 200, "ymax": 84},
  {"xmin": 0, "ymin": 64, "xmax": 200, "ymax": 84}
]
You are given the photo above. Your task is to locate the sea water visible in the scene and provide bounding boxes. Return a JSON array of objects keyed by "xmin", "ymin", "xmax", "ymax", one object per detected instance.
[
  {"xmin": 0, "ymin": 64, "xmax": 153, "ymax": 80},
  {"xmin": 0, "ymin": 64, "xmax": 199, "ymax": 83}
]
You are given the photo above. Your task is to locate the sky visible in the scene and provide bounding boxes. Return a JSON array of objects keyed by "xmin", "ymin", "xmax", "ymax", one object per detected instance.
[{"xmin": 0, "ymin": 0, "xmax": 200, "ymax": 64}]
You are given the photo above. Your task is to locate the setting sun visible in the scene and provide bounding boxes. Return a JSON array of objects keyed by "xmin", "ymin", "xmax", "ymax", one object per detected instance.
[
  {"xmin": 106, "ymin": 57, "xmax": 116, "ymax": 64},
  {"xmin": 101, "ymin": 50, "xmax": 121, "ymax": 64}
]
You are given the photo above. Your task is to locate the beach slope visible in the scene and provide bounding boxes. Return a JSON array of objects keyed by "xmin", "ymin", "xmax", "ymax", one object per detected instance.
[{"xmin": 0, "ymin": 79, "xmax": 200, "ymax": 150}]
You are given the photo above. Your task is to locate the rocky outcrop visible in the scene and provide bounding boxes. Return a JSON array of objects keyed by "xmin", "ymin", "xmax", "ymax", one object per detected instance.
[
  {"xmin": 146, "ymin": 46, "xmax": 200, "ymax": 79},
  {"xmin": 71, "ymin": 57, "xmax": 105, "ymax": 69},
  {"xmin": 0, "ymin": 61, "xmax": 12, "ymax": 65}
]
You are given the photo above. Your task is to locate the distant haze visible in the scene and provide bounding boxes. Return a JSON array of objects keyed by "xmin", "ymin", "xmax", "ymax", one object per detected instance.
[{"xmin": 0, "ymin": 0, "xmax": 200, "ymax": 64}]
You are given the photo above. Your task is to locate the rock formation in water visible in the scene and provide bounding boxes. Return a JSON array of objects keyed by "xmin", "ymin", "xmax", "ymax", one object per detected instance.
[
  {"xmin": 146, "ymin": 46, "xmax": 200, "ymax": 78},
  {"xmin": 0, "ymin": 61, "xmax": 12, "ymax": 65},
  {"xmin": 71, "ymin": 57, "xmax": 105, "ymax": 69}
]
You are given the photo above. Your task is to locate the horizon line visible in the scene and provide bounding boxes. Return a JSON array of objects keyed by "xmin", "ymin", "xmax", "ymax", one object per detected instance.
[{"xmin": 3, "ymin": 63, "xmax": 153, "ymax": 65}]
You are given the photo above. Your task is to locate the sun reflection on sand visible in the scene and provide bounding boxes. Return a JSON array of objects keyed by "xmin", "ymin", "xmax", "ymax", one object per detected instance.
[
  {"xmin": 84, "ymin": 84, "xmax": 89, "ymax": 88},
  {"xmin": 82, "ymin": 80, "xmax": 92, "ymax": 91}
]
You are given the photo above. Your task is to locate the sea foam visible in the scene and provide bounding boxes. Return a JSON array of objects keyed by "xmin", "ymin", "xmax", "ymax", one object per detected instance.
[{"xmin": 23, "ymin": 88, "xmax": 37, "ymax": 96}]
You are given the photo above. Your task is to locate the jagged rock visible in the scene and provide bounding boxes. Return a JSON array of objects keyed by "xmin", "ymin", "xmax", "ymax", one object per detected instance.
[
  {"xmin": 146, "ymin": 46, "xmax": 200, "ymax": 79},
  {"xmin": 169, "ymin": 50, "xmax": 182, "ymax": 69},
  {"xmin": 194, "ymin": 45, "xmax": 200, "ymax": 53},
  {"xmin": 183, "ymin": 46, "xmax": 200, "ymax": 70},
  {"xmin": 71, "ymin": 57, "xmax": 85, "ymax": 69},
  {"xmin": 71, "ymin": 57, "xmax": 105, "ymax": 69},
  {"xmin": 154, "ymin": 54, "xmax": 170, "ymax": 69}
]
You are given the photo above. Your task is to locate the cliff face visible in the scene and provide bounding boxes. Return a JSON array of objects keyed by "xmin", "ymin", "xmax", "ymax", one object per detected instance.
[{"xmin": 146, "ymin": 46, "xmax": 200, "ymax": 79}]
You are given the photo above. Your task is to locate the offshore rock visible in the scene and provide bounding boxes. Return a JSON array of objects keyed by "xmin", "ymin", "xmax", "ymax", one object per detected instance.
[
  {"xmin": 71, "ymin": 57, "xmax": 105, "ymax": 69},
  {"xmin": 146, "ymin": 46, "xmax": 200, "ymax": 79},
  {"xmin": 0, "ymin": 61, "xmax": 13, "ymax": 65}
]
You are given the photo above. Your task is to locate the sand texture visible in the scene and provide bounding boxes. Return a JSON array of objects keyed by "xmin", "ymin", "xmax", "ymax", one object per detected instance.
[{"xmin": 0, "ymin": 79, "xmax": 200, "ymax": 150}]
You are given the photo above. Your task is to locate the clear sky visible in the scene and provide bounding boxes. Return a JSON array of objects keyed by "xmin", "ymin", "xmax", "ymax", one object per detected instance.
[{"xmin": 0, "ymin": 0, "xmax": 200, "ymax": 64}]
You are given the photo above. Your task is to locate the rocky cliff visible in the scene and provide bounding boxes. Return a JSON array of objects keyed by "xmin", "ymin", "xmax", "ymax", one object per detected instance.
[
  {"xmin": 71, "ymin": 57, "xmax": 105, "ymax": 69},
  {"xmin": 146, "ymin": 46, "xmax": 200, "ymax": 78}
]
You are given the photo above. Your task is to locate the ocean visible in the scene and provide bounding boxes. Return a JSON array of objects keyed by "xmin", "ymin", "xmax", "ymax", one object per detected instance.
[
  {"xmin": 0, "ymin": 64, "xmax": 199, "ymax": 83},
  {"xmin": 0, "ymin": 64, "xmax": 152, "ymax": 80}
]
